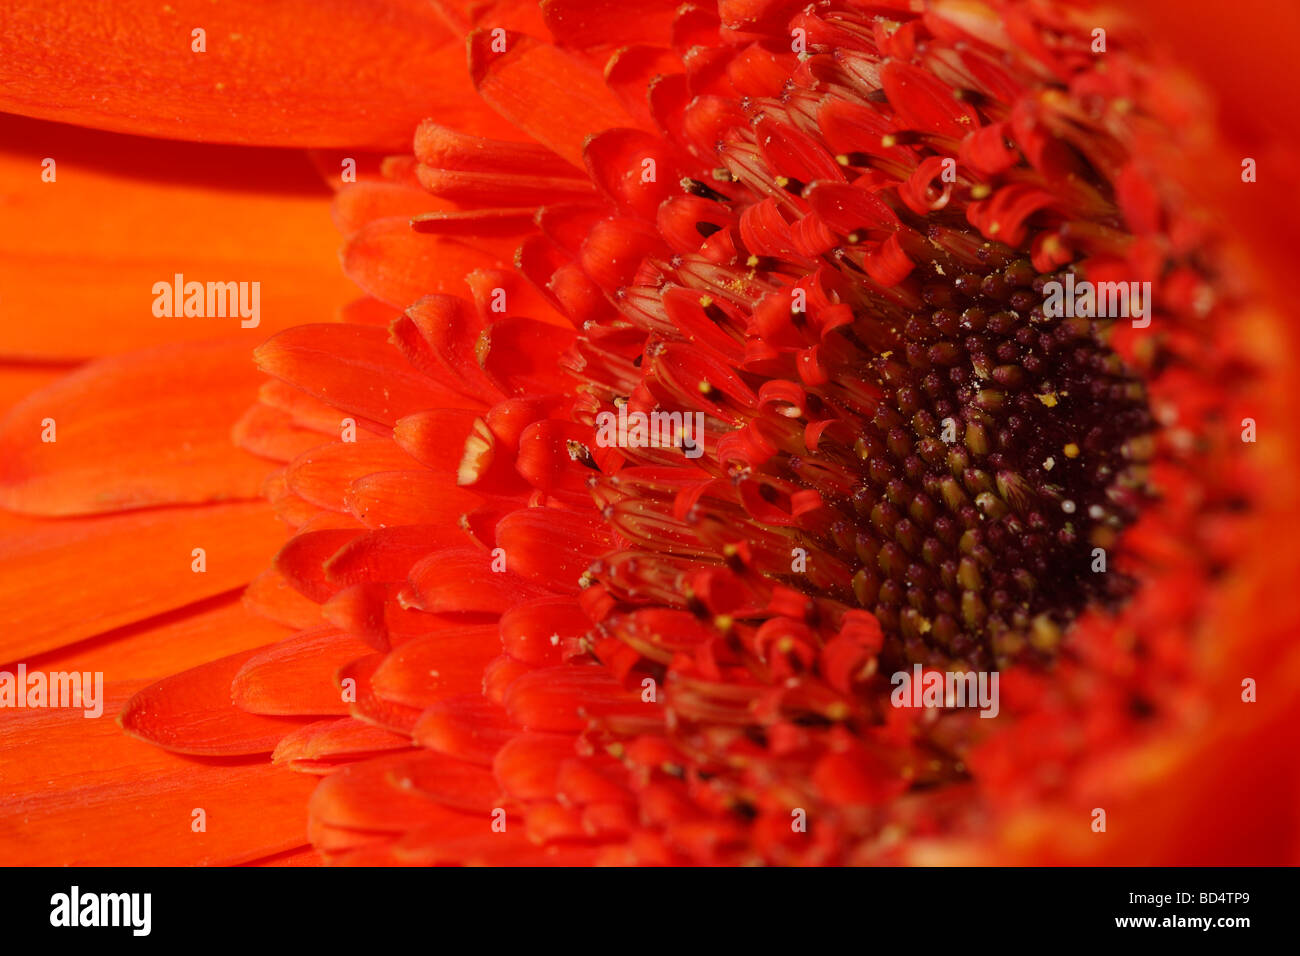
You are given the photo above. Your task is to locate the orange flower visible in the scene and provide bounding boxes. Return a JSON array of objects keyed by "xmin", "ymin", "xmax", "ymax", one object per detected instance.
[{"xmin": 1, "ymin": 0, "xmax": 1297, "ymax": 866}]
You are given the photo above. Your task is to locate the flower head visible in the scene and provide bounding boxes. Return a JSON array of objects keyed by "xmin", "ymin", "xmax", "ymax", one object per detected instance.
[{"xmin": 2, "ymin": 0, "xmax": 1298, "ymax": 865}]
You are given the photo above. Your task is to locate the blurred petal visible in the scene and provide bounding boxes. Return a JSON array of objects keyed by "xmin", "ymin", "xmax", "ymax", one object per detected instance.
[
  {"xmin": 28, "ymin": 595, "xmax": 294, "ymax": 684},
  {"xmin": 0, "ymin": 115, "xmax": 356, "ymax": 360},
  {"xmin": 0, "ymin": 502, "xmax": 285, "ymax": 659},
  {"xmin": 0, "ymin": 339, "xmax": 273, "ymax": 516}
]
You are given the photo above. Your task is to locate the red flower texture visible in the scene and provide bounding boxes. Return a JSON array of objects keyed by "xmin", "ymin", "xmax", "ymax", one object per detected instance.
[{"xmin": 1, "ymin": 0, "xmax": 1298, "ymax": 866}]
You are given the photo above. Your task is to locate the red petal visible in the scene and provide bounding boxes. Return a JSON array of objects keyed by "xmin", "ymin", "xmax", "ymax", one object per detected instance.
[
  {"xmin": 413, "ymin": 695, "xmax": 515, "ymax": 766},
  {"xmin": 121, "ymin": 648, "xmax": 312, "ymax": 755},
  {"xmin": 370, "ymin": 625, "xmax": 501, "ymax": 709},
  {"xmin": 233, "ymin": 626, "xmax": 373, "ymax": 716},
  {"xmin": 404, "ymin": 548, "xmax": 554, "ymax": 614},
  {"xmin": 495, "ymin": 507, "xmax": 612, "ymax": 592},
  {"xmin": 469, "ymin": 31, "xmax": 640, "ymax": 169},
  {"xmin": 274, "ymin": 526, "xmax": 361, "ymax": 604},
  {"xmin": 880, "ymin": 60, "xmax": 981, "ymax": 139},
  {"xmin": 493, "ymin": 732, "xmax": 582, "ymax": 799},
  {"xmin": 499, "ymin": 597, "xmax": 592, "ymax": 665},
  {"xmin": 256, "ymin": 324, "xmax": 472, "ymax": 427},
  {"xmin": 273, "ymin": 717, "xmax": 413, "ymax": 774},
  {"xmin": 542, "ymin": 0, "xmax": 678, "ymax": 48},
  {"xmin": 346, "ymin": 471, "xmax": 482, "ymax": 529},
  {"xmin": 503, "ymin": 665, "xmax": 646, "ymax": 732},
  {"xmin": 243, "ymin": 568, "xmax": 325, "ymax": 630},
  {"xmin": 286, "ymin": 439, "xmax": 423, "ymax": 513},
  {"xmin": 308, "ymin": 753, "xmax": 482, "ymax": 835}
]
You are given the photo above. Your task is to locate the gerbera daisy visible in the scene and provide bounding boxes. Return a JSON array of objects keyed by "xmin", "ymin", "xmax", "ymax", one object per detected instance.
[{"xmin": 1, "ymin": 0, "xmax": 1297, "ymax": 867}]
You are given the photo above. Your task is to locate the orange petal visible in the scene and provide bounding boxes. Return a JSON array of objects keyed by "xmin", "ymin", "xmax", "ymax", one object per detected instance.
[
  {"xmin": 469, "ymin": 31, "xmax": 643, "ymax": 169},
  {"xmin": 0, "ymin": 363, "xmax": 68, "ymax": 411},
  {"xmin": 0, "ymin": 339, "xmax": 272, "ymax": 516},
  {"xmin": 0, "ymin": 0, "xmax": 507, "ymax": 148},
  {"xmin": 26, "ymin": 593, "xmax": 293, "ymax": 684},
  {"xmin": 0, "ymin": 115, "xmax": 356, "ymax": 360},
  {"xmin": 0, "ymin": 502, "xmax": 287, "ymax": 660},
  {"xmin": 243, "ymin": 568, "xmax": 326, "ymax": 630},
  {"xmin": 0, "ymin": 684, "xmax": 316, "ymax": 865},
  {"xmin": 342, "ymin": 219, "xmax": 510, "ymax": 309}
]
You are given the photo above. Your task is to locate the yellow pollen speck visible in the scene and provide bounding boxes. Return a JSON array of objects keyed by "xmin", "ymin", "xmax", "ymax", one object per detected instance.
[
  {"xmin": 1036, "ymin": 392, "xmax": 1058, "ymax": 408},
  {"xmin": 826, "ymin": 702, "xmax": 850, "ymax": 721},
  {"xmin": 774, "ymin": 175, "xmax": 790, "ymax": 188},
  {"xmin": 698, "ymin": 296, "xmax": 713, "ymax": 308},
  {"xmin": 881, "ymin": 134, "xmax": 897, "ymax": 149},
  {"xmin": 215, "ymin": 82, "xmax": 225, "ymax": 91},
  {"xmin": 746, "ymin": 255, "xmax": 759, "ymax": 267},
  {"xmin": 714, "ymin": 614, "xmax": 734, "ymax": 631},
  {"xmin": 1063, "ymin": 442, "xmax": 1081, "ymax": 458},
  {"xmin": 836, "ymin": 153, "xmax": 851, "ymax": 166},
  {"xmin": 1043, "ymin": 456, "xmax": 1055, "ymax": 470},
  {"xmin": 988, "ymin": 221, "xmax": 1001, "ymax": 235},
  {"xmin": 847, "ymin": 232, "xmax": 861, "ymax": 243},
  {"xmin": 970, "ymin": 184, "xmax": 991, "ymax": 199},
  {"xmin": 698, "ymin": 380, "xmax": 713, "ymax": 394}
]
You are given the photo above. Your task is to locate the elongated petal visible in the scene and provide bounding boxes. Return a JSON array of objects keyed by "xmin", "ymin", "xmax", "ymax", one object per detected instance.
[
  {"xmin": 27, "ymin": 594, "xmax": 293, "ymax": 684},
  {"xmin": 0, "ymin": 339, "xmax": 271, "ymax": 515},
  {"xmin": 0, "ymin": 0, "xmax": 506, "ymax": 148},
  {"xmin": 121, "ymin": 648, "xmax": 312, "ymax": 755},
  {"xmin": 0, "ymin": 503, "xmax": 286, "ymax": 660}
]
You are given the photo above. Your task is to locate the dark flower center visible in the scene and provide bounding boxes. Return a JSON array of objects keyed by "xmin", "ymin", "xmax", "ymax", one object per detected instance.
[{"xmin": 843, "ymin": 250, "xmax": 1151, "ymax": 670}]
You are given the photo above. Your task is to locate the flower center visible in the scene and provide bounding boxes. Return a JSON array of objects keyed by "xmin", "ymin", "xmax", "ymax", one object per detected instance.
[{"xmin": 841, "ymin": 253, "xmax": 1151, "ymax": 670}]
